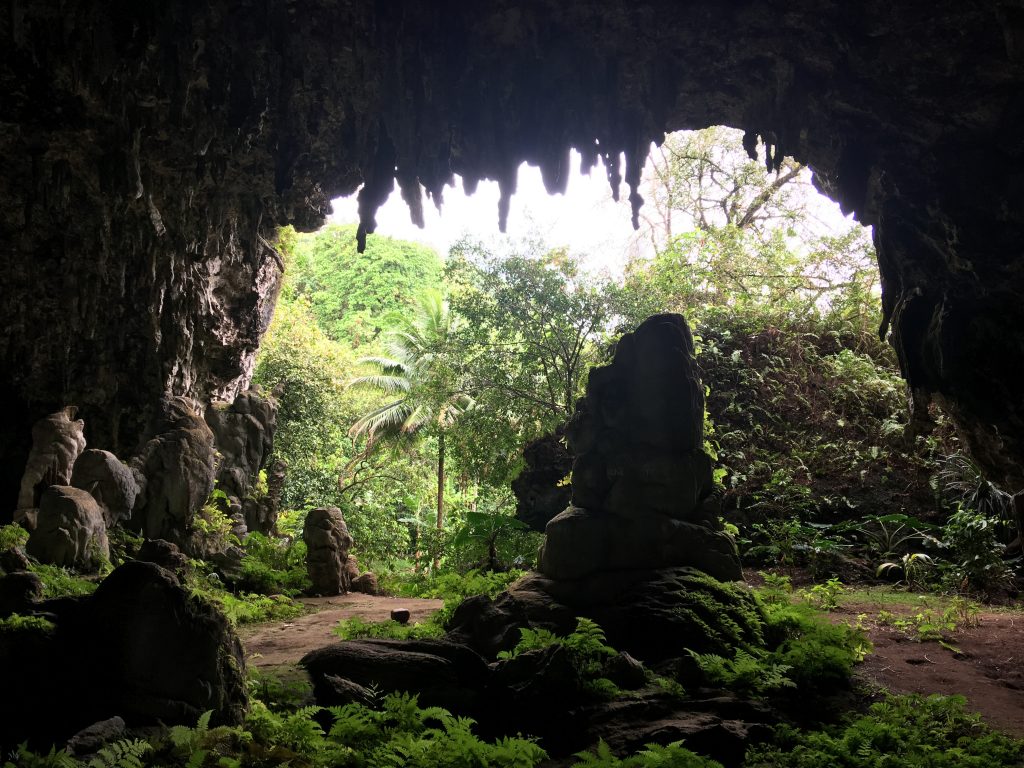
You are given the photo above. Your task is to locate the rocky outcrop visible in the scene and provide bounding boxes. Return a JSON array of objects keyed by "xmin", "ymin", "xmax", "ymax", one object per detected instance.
[
  {"xmin": 302, "ymin": 507, "xmax": 355, "ymax": 596},
  {"xmin": 26, "ymin": 486, "xmax": 109, "ymax": 571},
  {"xmin": 129, "ymin": 397, "xmax": 217, "ymax": 545},
  {"xmin": 3, "ymin": 1, "xmax": 1024, "ymax": 513},
  {"xmin": 15, "ymin": 408, "xmax": 87, "ymax": 527},
  {"xmin": 0, "ymin": 561, "xmax": 246, "ymax": 750},
  {"xmin": 204, "ymin": 388, "xmax": 279, "ymax": 534},
  {"xmin": 70, "ymin": 449, "xmax": 140, "ymax": 527},
  {"xmin": 541, "ymin": 314, "xmax": 740, "ymax": 582},
  {"xmin": 512, "ymin": 432, "xmax": 573, "ymax": 533}
]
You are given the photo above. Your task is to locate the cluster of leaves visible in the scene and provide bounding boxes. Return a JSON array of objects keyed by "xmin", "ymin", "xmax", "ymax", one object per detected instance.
[
  {"xmin": 746, "ymin": 694, "xmax": 1024, "ymax": 767},
  {"xmin": 499, "ymin": 617, "xmax": 619, "ymax": 696},
  {"xmin": 237, "ymin": 533, "xmax": 310, "ymax": 596},
  {"xmin": 0, "ymin": 523, "xmax": 29, "ymax": 552},
  {"xmin": 333, "ymin": 615, "xmax": 444, "ymax": 641},
  {"xmin": 28, "ymin": 564, "xmax": 97, "ymax": 598},
  {"xmin": 572, "ymin": 740, "xmax": 722, "ymax": 768},
  {"xmin": 0, "ymin": 613, "xmax": 55, "ymax": 634},
  {"xmin": 185, "ymin": 573, "xmax": 304, "ymax": 626}
]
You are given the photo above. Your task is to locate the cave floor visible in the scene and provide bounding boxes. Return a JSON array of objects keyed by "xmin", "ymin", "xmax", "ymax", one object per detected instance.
[
  {"xmin": 238, "ymin": 593, "xmax": 443, "ymax": 667},
  {"xmin": 238, "ymin": 588, "xmax": 1024, "ymax": 738},
  {"xmin": 832, "ymin": 599, "xmax": 1024, "ymax": 737}
]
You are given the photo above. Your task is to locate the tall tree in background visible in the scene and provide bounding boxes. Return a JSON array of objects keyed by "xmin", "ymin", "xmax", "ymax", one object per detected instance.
[
  {"xmin": 348, "ymin": 291, "xmax": 471, "ymax": 568},
  {"xmin": 445, "ymin": 240, "xmax": 616, "ymax": 486},
  {"xmin": 624, "ymin": 127, "xmax": 879, "ymax": 333}
]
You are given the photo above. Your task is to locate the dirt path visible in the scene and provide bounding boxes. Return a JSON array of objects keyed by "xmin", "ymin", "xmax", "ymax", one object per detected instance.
[
  {"xmin": 239, "ymin": 593, "xmax": 443, "ymax": 667},
  {"xmin": 834, "ymin": 602, "xmax": 1024, "ymax": 737}
]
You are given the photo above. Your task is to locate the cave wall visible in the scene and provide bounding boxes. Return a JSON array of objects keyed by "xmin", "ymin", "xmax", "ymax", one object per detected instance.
[{"xmin": 2, "ymin": 0, "xmax": 1024, "ymax": 512}]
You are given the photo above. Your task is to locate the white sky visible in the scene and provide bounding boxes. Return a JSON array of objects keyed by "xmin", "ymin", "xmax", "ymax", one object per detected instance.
[{"xmin": 328, "ymin": 133, "xmax": 862, "ymax": 276}]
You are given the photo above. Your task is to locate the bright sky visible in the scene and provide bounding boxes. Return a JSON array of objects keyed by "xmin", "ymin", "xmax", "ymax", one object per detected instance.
[{"xmin": 328, "ymin": 132, "xmax": 862, "ymax": 276}]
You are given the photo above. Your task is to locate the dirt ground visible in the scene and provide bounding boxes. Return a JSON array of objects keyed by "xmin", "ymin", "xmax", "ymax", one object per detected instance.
[
  {"xmin": 239, "ymin": 588, "xmax": 1024, "ymax": 738},
  {"xmin": 833, "ymin": 600, "xmax": 1024, "ymax": 737},
  {"xmin": 239, "ymin": 593, "xmax": 443, "ymax": 667}
]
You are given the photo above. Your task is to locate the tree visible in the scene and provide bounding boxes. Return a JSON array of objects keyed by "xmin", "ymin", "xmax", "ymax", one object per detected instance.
[
  {"xmin": 348, "ymin": 291, "xmax": 471, "ymax": 569},
  {"xmin": 444, "ymin": 240, "xmax": 617, "ymax": 486},
  {"xmin": 286, "ymin": 224, "xmax": 443, "ymax": 347}
]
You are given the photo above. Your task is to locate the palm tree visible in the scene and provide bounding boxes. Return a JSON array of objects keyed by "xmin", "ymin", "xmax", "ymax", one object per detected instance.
[{"xmin": 348, "ymin": 292, "xmax": 471, "ymax": 568}]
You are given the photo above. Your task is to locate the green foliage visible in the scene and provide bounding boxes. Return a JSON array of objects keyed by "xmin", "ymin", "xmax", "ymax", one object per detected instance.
[
  {"xmin": 4, "ymin": 743, "xmax": 78, "ymax": 768},
  {"xmin": 746, "ymin": 694, "xmax": 1024, "ymax": 768},
  {"xmin": 876, "ymin": 552, "xmax": 934, "ymax": 589},
  {"xmin": 939, "ymin": 505, "xmax": 1014, "ymax": 594},
  {"xmin": 799, "ymin": 577, "xmax": 844, "ymax": 612},
  {"xmin": 404, "ymin": 568, "xmax": 524, "ymax": 627},
  {"xmin": 760, "ymin": 603, "xmax": 870, "ymax": 692},
  {"xmin": 572, "ymin": 739, "xmax": 723, "ymax": 767},
  {"xmin": 0, "ymin": 613, "xmax": 55, "ymax": 634},
  {"xmin": 687, "ymin": 648, "xmax": 796, "ymax": 696},
  {"xmin": 86, "ymin": 739, "xmax": 151, "ymax": 768},
  {"xmin": 194, "ymin": 487, "xmax": 239, "ymax": 552},
  {"xmin": 29, "ymin": 564, "xmax": 97, "ymax": 598},
  {"xmin": 186, "ymin": 573, "xmax": 304, "ymax": 625},
  {"xmin": 333, "ymin": 615, "xmax": 444, "ymax": 641},
  {"xmin": 237, "ymin": 532, "xmax": 310, "ymax": 596},
  {"xmin": 284, "ymin": 224, "xmax": 443, "ymax": 347},
  {"xmin": 0, "ymin": 523, "xmax": 29, "ymax": 552}
]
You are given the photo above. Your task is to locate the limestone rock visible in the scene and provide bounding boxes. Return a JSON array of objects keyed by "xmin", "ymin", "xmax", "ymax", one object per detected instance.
[
  {"xmin": 448, "ymin": 567, "xmax": 765, "ymax": 664},
  {"xmin": 129, "ymin": 397, "xmax": 216, "ymax": 545},
  {"xmin": 539, "ymin": 506, "xmax": 741, "ymax": 582},
  {"xmin": 136, "ymin": 538, "xmax": 190, "ymax": 575},
  {"xmin": 15, "ymin": 407, "xmax": 86, "ymax": 525},
  {"xmin": 204, "ymin": 389, "xmax": 279, "ymax": 534},
  {"xmin": 351, "ymin": 572, "xmax": 380, "ymax": 595},
  {"xmin": 67, "ymin": 716, "xmax": 126, "ymax": 756},
  {"xmin": 71, "ymin": 449, "xmax": 140, "ymax": 527},
  {"xmin": 302, "ymin": 507, "xmax": 354, "ymax": 596},
  {"xmin": 0, "ymin": 546, "xmax": 30, "ymax": 573},
  {"xmin": 511, "ymin": 432, "xmax": 573, "ymax": 532},
  {"xmin": 27, "ymin": 486, "xmax": 109, "ymax": 571},
  {"xmin": 540, "ymin": 315, "xmax": 740, "ymax": 582},
  {"xmin": 0, "ymin": 570, "xmax": 44, "ymax": 615},
  {"xmin": 86, "ymin": 561, "xmax": 247, "ymax": 726},
  {"xmin": 301, "ymin": 638, "xmax": 488, "ymax": 714}
]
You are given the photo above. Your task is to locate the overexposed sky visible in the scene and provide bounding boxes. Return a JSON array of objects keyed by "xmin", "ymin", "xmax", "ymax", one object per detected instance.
[{"xmin": 328, "ymin": 132, "xmax": 861, "ymax": 275}]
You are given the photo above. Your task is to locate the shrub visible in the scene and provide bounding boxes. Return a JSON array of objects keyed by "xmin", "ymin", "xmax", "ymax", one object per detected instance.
[{"xmin": 238, "ymin": 532, "xmax": 310, "ymax": 596}]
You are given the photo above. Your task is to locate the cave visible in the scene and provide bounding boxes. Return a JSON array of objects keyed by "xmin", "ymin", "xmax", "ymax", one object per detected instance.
[{"xmin": 2, "ymin": 0, "xmax": 1024, "ymax": 758}]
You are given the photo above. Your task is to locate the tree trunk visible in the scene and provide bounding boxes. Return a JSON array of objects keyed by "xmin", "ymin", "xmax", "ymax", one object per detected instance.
[{"xmin": 434, "ymin": 431, "xmax": 445, "ymax": 573}]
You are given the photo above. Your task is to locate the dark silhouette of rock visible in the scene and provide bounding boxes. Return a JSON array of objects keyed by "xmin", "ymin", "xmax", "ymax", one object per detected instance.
[
  {"xmin": 0, "ymin": 545, "xmax": 30, "ymax": 573},
  {"xmin": 67, "ymin": 716, "xmax": 125, "ymax": 757},
  {"xmin": 204, "ymin": 388, "xmax": 279, "ymax": 534},
  {"xmin": 136, "ymin": 538, "xmax": 190, "ymax": 575},
  {"xmin": 15, "ymin": 408, "xmax": 86, "ymax": 527},
  {"xmin": 390, "ymin": 608, "xmax": 411, "ymax": 624},
  {"xmin": 512, "ymin": 432, "xmax": 573, "ymax": 532},
  {"xmin": 302, "ymin": 638, "xmax": 489, "ymax": 714},
  {"xmin": 302, "ymin": 507, "xmax": 354, "ymax": 595},
  {"xmin": 71, "ymin": 449, "xmax": 140, "ymax": 527},
  {"xmin": 0, "ymin": 570, "xmax": 43, "ymax": 616},
  {"xmin": 351, "ymin": 572, "xmax": 380, "ymax": 595},
  {"xmin": 541, "ymin": 314, "xmax": 741, "ymax": 582},
  {"xmin": 27, "ymin": 486, "xmax": 109, "ymax": 571},
  {"xmin": 0, "ymin": 561, "xmax": 246, "ymax": 750},
  {"xmin": 129, "ymin": 397, "xmax": 216, "ymax": 546}
]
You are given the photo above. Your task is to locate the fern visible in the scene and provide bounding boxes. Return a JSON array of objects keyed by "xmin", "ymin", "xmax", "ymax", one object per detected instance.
[
  {"xmin": 87, "ymin": 739, "xmax": 151, "ymax": 768},
  {"xmin": 572, "ymin": 739, "xmax": 722, "ymax": 767}
]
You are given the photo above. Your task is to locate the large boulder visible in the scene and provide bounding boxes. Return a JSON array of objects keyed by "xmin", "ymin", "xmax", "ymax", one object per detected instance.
[
  {"xmin": 71, "ymin": 449, "xmax": 140, "ymax": 527},
  {"xmin": 0, "ymin": 560, "xmax": 247, "ymax": 750},
  {"xmin": 83, "ymin": 561, "xmax": 247, "ymax": 726},
  {"xmin": 129, "ymin": 397, "xmax": 216, "ymax": 545},
  {"xmin": 301, "ymin": 638, "xmax": 489, "ymax": 714},
  {"xmin": 27, "ymin": 486, "xmax": 109, "ymax": 571},
  {"xmin": 302, "ymin": 507, "xmax": 354, "ymax": 596},
  {"xmin": 15, "ymin": 407, "xmax": 86, "ymax": 526}
]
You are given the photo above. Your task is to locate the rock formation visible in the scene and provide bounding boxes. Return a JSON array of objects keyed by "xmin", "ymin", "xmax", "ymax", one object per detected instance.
[
  {"xmin": 15, "ymin": 408, "xmax": 87, "ymax": 527},
  {"xmin": 129, "ymin": 397, "xmax": 217, "ymax": 545},
  {"xmin": 204, "ymin": 388, "xmax": 279, "ymax": 534},
  {"xmin": 541, "ymin": 314, "xmax": 740, "ymax": 582},
  {"xmin": 512, "ymin": 432, "xmax": 573, "ymax": 532},
  {"xmin": 302, "ymin": 507, "xmax": 356, "ymax": 596},
  {"xmin": 0, "ymin": 561, "xmax": 247, "ymax": 749},
  {"xmin": 27, "ymin": 486, "xmax": 110, "ymax": 572},
  {"xmin": 70, "ymin": 449, "xmax": 140, "ymax": 527},
  {"xmin": 3, "ymin": 2, "xmax": 1024, "ymax": 516}
]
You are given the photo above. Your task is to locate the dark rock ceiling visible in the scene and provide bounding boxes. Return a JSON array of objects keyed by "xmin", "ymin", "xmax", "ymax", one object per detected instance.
[{"xmin": 1, "ymin": 0, "xmax": 1023, "ymax": 513}]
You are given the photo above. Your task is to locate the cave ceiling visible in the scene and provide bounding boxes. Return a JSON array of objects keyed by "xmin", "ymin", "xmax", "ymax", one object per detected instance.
[{"xmin": 1, "ymin": 0, "xmax": 1024, "ymax": 512}]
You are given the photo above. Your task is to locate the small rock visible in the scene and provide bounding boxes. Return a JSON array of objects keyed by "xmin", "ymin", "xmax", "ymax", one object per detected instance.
[
  {"xmin": 603, "ymin": 651, "xmax": 648, "ymax": 690},
  {"xmin": 67, "ymin": 716, "xmax": 126, "ymax": 756},
  {"xmin": 0, "ymin": 570, "xmax": 44, "ymax": 615},
  {"xmin": 137, "ymin": 538, "xmax": 190, "ymax": 573},
  {"xmin": 27, "ymin": 486, "xmax": 109, "ymax": 571},
  {"xmin": 391, "ymin": 608, "xmax": 411, "ymax": 624},
  {"xmin": 0, "ymin": 546, "xmax": 31, "ymax": 573},
  {"xmin": 351, "ymin": 572, "xmax": 379, "ymax": 595}
]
